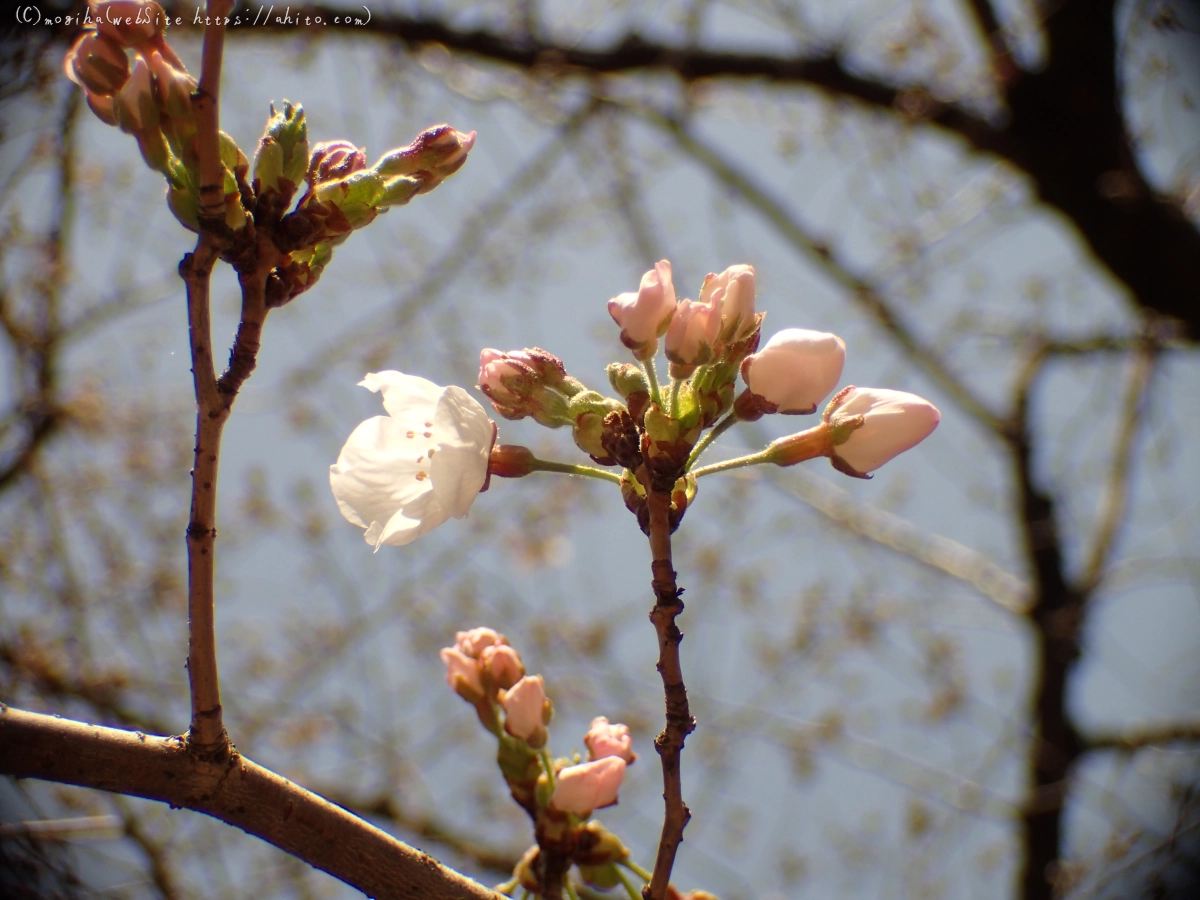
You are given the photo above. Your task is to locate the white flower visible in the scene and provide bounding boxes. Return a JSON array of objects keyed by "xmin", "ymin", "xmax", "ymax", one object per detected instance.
[{"xmin": 330, "ymin": 371, "xmax": 493, "ymax": 548}]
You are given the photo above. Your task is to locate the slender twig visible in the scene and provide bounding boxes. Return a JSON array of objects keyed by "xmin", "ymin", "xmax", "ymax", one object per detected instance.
[
  {"xmin": 1084, "ymin": 720, "xmax": 1200, "ymax": 754},
  {"xmin": 643, "ymin": 484, "xmax": 695, "ymax": 900},
  {"xmin": 0, "ymin": 706, "xmax": 503, "ymax": 900},
  {"xmin": 194, "ymin": 0, "xmax": 233, "ymax": 221},
  {"xmin": 1077, "ymin": 342, "xmax": 1157, "ymax": 595},
  {"xmin": 180, "ymin": 241, "xmax": 227, "ymax": 754}
]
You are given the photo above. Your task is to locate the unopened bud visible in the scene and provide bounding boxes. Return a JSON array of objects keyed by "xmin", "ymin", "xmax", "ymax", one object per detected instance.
[
  {"xmin": 609, "ymin": 260, "xmax": 675, "ymax": 360},
  {"xmin": 607, "ymin": 362, "xmax": 649, "ymax": 400},
  {"xmin": 488, "ymin": 443, "xmax": 535, "ymax": 478},
  {"xmin": 260, "ymin": 100, "xmax": 309, "ymax": 195},
  {"xmin": 93, "ymin": 1, "xmax": 167, "ymax": 49},
  {"xmin": 146, "ymin": 50, "xmax": 194, "ymax": 120},
  {"xmin": 574, "ymin": 411, "xmax": 612, "ymax": 464},
  {"xmin": 824, "ymin": 386, "xmax": 940, "ymax": 477},
  {"xmin": 113, "ymin": 56, "xmax": 158, "ymax": 135},
  {"xmin": 740, "ymin": 328, "xmax": 845, "ymax": 415},
  {"xmin": 439, "ymin": 646, "xmax": 485, "ymax": 703},
  {"xmin": 374, "ymin": 125, "xmax": 476, "ymax": 179},
  {"xmin": 499, "ymin": 674, "xmax": 551, "ymax": 749},
  {"xmin": 64, "ymin": 30, "xmax": 130, "ymax": 96},
  {"xmin": 307, "ymin": 139, "xmax": 367, "ymax": 187},
  {"xmin": 86, "ymin": 91, "xmax": 119, "ymax": 127}
]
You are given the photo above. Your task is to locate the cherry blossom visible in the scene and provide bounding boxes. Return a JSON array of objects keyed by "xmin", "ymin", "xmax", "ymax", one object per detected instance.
[{"xmin": 330, "ymin": 371, "xmax": 493, "ymax": 548}]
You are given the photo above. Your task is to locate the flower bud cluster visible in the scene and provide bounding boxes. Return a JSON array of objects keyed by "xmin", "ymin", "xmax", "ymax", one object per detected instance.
[
  {"xmin": 64, "ymin": 2, "xmax": 255, "ymax": 233},
  {"xmin": 440, "ymin": 626, "xmax": 644, "ymax": 893},
  {"xmin": 65, "ymin": 9, "xmax": 475, "ymax": 303}
]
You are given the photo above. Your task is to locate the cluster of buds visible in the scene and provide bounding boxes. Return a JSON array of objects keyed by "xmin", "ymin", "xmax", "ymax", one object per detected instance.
[
  {"xmin": 64, "ymin": 1, "xmax": 249, "ymax": 231},
  {"xmin": 440, "ymin": 628, "xmax": 650, "ymax": 896},
  {"xmin": 64, "ymin": 2, "xmax": 475, "ymax": 306},
  {"xmin": 468, "ymin": 259, "xmax": 939, "ymax": 537}
]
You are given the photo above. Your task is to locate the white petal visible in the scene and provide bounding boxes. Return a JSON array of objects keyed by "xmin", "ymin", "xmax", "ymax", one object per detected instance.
[
  {"xmin": 429, "ymin": 386, "xmax": 492, "ymax": 518},
  {"xmin": 359, "ymin": 371, "xmax": 444, "ymax": 423},
  {"xmin": 330, "ymin": 415, "xmax": 432, "ymax": 533},
  {"xmin": 377, "ymin": 490, "xmax": 450, "ymax": 547}
]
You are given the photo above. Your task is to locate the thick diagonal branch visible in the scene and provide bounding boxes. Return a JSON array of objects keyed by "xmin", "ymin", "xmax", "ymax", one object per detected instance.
[{"xmin": 0, "ymin": 706, "xmax": 502, "ymax": 900}]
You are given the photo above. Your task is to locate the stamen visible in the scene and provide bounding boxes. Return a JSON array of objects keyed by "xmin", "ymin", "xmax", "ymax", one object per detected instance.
[
  {"xmin": 415, "ymin": 471, "xmax": 428, "ymax": 481},
  {"xmin": 406, "ymin": 430, "xmax": 415, "ymax": 438},
  {"xmin": 424, "ymin": 431, "xmax": 433, "ymax": 438}
]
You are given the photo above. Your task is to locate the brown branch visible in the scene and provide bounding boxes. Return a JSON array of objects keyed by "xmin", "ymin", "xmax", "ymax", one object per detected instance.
[
  {"xmin": 643, "ymin": 487, "xmax": 694, "ymax": 900},
  {"xmin": 0, "ymin": 706, "xmax": 503, "ymax": 900},
  {"xmin": 1085, "ymin": 721, "xmax": 1200, "ymax": 754},
  {"xmin": 180, "ymin": 240, "xmax": 228, "ymax": 756},
  {"xmin": 1006, "ymin": 348, "xmax": 1084, "ymax": 900},
  {"xmin": 320, "ymin": 789, "xmax": 520, "ymax": 876},
  {"xmin": 1077, "ymin": 342, "xmax": 1157, "ymax": 595},
  {"xmin": 194, "ymin": 0, "xmax": 233, "ymax": 221}
]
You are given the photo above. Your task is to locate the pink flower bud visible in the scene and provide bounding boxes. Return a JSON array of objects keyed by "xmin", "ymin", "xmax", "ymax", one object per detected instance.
[
  {"xmin": 583, "ymin": 717, "xmax": 637, "ymax": 764},
  {"xmin": 64, "ymin": 30, "xmax": 130, "ymax": 96},
  {"xmin": 439, "ymin": 646, "xmax": 484, "ymax": 700},
  {"xmin": 665, "ymin": 296, "xmax": 722, "ymax": 367},
  {"xmin": 374, "ymin": 125, "xmax": 476, "ymax": 179},
  {"xmin": 608, "ymin": 260, "xmax": 676, "ymax": 358},
  {"xmin": 454, "ymin": 627, "xmax": 507, "ymax": 659},
  {"xmin": 145, "ymin": 50, "xmax": 195, "ymax": 120},
  {"xmin": 549, "ymin": 757, "xmax": 626, "ymax": 816},
  {"xmin": 308, "ymin": 140, "xmax": 367, "ymax": 186},
  {"xmin": 699, "ymin": 264, "xmax": 756, "ymax": 342},
  {"xmin": 740, "ymin": 328, "xmax": 846, "ymax": 414},
  {"xmin": 93, "ymin": 1, "xmax": 167, "ymax": 48},
  {"xmin": 477, "ymin": 348, "xmax": 575, "ymax": 426},
  {"xmin": 112, "ymin": 56, "xmax": 158, "ymax": 134},
  {"xmin": 828, "ymin": 387, "xmax": 940, "ymax": 475},
  {"xmin": 499, "ymin": 675, "xmax": 550, "ymax": 746},
  {"xmin": 481, "ymin": 643, "xmax": 525, "ymax": 690}
]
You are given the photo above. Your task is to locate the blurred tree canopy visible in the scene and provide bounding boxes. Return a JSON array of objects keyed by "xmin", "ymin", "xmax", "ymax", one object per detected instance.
[{"xmin": 2, "ymin": 1, "xmax": 1199, "ymax": 899}]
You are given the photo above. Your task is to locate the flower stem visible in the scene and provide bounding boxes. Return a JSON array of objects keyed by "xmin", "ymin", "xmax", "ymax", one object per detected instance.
[
  {"xmin": 642, "ymin": 358, "xmax": 663, "ymax": 409},
  {"xmin": 539, "ymin": 748, "xmax": 557, "ymax": 792},
  {"xmin": 686, "ymin": 412, "xmax": 739, "ymax": 469},
  {"xmin": 690, "ymin": 448, "xmax": 773, "ymax": 478},
  {"xmin": 620, "ymin": 860, "xmax": 654, "ymax": 883},
  {"xmin": 565, "ymin": 880, "xmax": 581, "ymax": 900},
  {"xmin": 615, "ymin": 867, "xmax": 644, "ymax": 900},
  {"xmin": 528, "ymin": 457, "xmax": 622, "ymax": 484},
  {"xmin": 668, "ymin": 378, "xmax": 682, "ymax": 417}
]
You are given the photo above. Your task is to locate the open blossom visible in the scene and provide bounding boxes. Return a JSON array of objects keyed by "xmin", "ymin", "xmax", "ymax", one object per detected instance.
[
  {"xmin": 499, "ymin": 675, "xmax": 550, "ymax": 746},
  {"xmin": 741, "ymin": 328, "xmax": 846, "ymax": 414},
  {"xmin": 608, "ymin": 260, "xmax": 676, "ymax": 357},
  {"xmin": 583, "ymin": 717, "xmax": 636, "ymax": 764},
  {"xmin": 700, "ymin": 264, "xmax": 757, "ymax": 342},
  {"xmin": 330, "ymin": 371, "xmax": 493, "ymax": 549},
  {"xmin": 549, "ymin": 757, "xmax": 627, "ymax": 816},
  {"xmin": 829, "ymin": 387, "xmax": 941, "ymax": 474}
]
